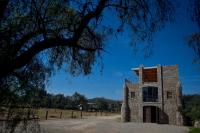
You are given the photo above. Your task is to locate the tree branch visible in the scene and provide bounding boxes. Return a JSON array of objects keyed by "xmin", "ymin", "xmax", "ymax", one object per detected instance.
[
  {"xmin": 0, "ymin": 0, "xmax": 108, "ymax": 79},
  {"xmin": 15, "ymin": 0, "xmax": 108, "ymax": 68},
  {"xmin": 73, "ymin": 0, "xmax": 107, "ymax": 40},
  {"xmin": 0, "ymin": 37, "xmax": 103, "ymax": 78},
  {"xmin": 0, "ymin": 0, "xmax": 9, "ymax": 20},
  {"xmin": 13, "ymin": 29, "xmax": 55, "ymax": 56}
]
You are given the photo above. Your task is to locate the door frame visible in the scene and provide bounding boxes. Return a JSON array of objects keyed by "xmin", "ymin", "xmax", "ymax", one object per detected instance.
[{"xmin": 143, "ymin": 106, "xmax": 159, "ymax": 123}]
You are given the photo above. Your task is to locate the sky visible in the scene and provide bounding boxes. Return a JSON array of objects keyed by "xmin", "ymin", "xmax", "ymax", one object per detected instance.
[{"xmin": 46, "ymin": 1, "xmax": 200, "ymax": 100}]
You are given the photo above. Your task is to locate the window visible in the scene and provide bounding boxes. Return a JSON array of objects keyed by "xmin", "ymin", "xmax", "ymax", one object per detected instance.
[
  {"xmin": 142, "ymin": 87, "xmax": 158, "ymax": 102},
  {"xmin": 167, "ymin": 91, "xmax": 172, "ymax": 99},
  {"xmin": 130, "ymin": 91, "xmax": 135, "ymax": 99}
]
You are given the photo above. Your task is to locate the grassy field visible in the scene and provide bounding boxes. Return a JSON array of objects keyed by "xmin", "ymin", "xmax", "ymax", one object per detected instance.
[{"xmin": 36, "ymin": 108, "xmax": 120, "ymax": 120}]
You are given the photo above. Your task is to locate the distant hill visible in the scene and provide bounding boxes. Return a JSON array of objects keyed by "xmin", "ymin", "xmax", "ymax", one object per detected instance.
[
  {"xmin": 87, "ymin": 97, "xmax": 122, "ymax": 112},
  {"xmin": 88, "ymin": 97, "xmax": 121, "ymax": 103}
]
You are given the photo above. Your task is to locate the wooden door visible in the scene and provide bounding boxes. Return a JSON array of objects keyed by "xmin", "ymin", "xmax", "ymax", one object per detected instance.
[{"xmin": 143, "ymin": 106, "xmax": 151, "ymax": 123}]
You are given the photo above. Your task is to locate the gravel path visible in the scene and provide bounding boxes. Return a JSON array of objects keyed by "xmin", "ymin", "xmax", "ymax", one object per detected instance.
[{"xmin": 39, "ymin": 115, "xmax": 189, "ymax": 133}]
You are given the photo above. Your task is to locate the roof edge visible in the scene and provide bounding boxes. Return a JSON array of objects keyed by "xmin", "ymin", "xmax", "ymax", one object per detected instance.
[{"xmin": 131, "ymin": 66, "xmax": 157, "ymax": 71}]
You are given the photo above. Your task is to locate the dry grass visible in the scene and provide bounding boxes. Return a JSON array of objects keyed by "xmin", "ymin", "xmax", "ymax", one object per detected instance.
[{"xmin": 36, "ymin": 108, "xmax": 120, "ymax": 120}]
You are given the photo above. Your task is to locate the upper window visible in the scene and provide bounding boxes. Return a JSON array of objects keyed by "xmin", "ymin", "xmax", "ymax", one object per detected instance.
[
  {"xmin": 142, "ymin": 68, "xmax": 157, "ymax": 82},
  {"xmin": 142, "ymin": 87, "xmax": 158, "ymax": 102},
  {"xmin": 130, "ymin": 91, "xmax": 135, "ymax": 99},
  {"xmin": 167, "ymin": 91, "xmax": 172, "ymax": 99}
]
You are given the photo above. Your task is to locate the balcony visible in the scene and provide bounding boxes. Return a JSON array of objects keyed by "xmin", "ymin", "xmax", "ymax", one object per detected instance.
[
  {"xmin": 143, "ymin": 96, "xmax": 158, "ymax": 102},
  {"xmin": 133, "ymin": 67, "xmax": 158, "ymax": 83}
]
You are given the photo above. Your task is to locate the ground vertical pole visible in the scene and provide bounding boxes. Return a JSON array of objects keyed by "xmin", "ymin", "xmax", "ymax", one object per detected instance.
[
  {"xmin": 60, "ymin": 111, "xmax": 62, "ymax": 119},
  {"xmin": 46, "ymin": 111, "xmax": 48, "ymax": 120},
  {"xmin": 81, "ymin": 111, "xmax": 82, "ymax": 118}
]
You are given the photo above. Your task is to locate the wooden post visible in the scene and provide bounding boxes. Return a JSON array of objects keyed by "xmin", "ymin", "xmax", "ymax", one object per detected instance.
[
  {"xmin": 46, "ymin": 111, "xmax": 48, "ymax": 120},
  {"xmin": 95, "ymin": 111, "xmax": 97, "ymax": 116},
  {"xmin": 27, "ymin": 109, "xmax": 30, "ymax": 119},
  {"xmin": 80, "ymin": 110, "xmax": 82, "ymax": 118},
  {"xmin": 71, "ymin": 111, "xmax": 74, "ymax": 118},
  {"xmin": 101, "ymin": 111, "xmax": 102, "ymax": 116},
  {"xmin": 60, "ymin": 111, "xmax": 62, "ymax": 119}
]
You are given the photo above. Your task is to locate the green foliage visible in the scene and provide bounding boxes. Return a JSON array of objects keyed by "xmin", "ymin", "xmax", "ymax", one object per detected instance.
[
  {"xmin": 187, "ymin": 0, "xmax": 200, "ymax": 63},
  {"xmin": 95, "ymin": 98, "xmax": 108, "ymax": 111},
  {"xmin": 71, "ymin": 92, "xmax": 88, "ymax": 106},
  {"xmin": 88, "ymin": 97, "xmax": 121, "ymax": 111},
  {"xmin": 188, "ymin": 128, "xmax": 200, "ymax": 133},
  {"xmin": 183, "ymin": 94, "xmax": 200, "ymax": 124},
  {"xmin": 0, "ymin": 0, "xmax": 175, "ymax": 80}
]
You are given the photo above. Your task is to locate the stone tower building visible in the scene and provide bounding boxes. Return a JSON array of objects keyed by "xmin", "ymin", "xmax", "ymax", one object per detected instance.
[{"xmin": 121, "ymin": 65, "xmax": 183, "ymax": 125}]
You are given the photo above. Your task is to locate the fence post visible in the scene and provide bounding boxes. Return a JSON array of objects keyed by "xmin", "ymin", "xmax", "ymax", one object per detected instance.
[
  {"xmin": 71, "ymin": 111, "xmax": 74, "ymax": 118},
  {"xmin": 27, "ymin": 109, "xmax": 30, "ymax": 119},
  {"xmin": 101, "ymin": 110, "xmax": 102, "ymax": 116},
  {"xmin": 60, "ymin": 111, "xmax": 62, "ymax": 119},
  {"xmin": 80, "ymin": 110, "xmax": 82, "ymax": 118},
  {"xmin": 46, "ymin": 111, "xmax": 48, "ymax": 120},
  {"xmin": 95, "ymin": 111, "xmax": 97, "ymax": 116}
]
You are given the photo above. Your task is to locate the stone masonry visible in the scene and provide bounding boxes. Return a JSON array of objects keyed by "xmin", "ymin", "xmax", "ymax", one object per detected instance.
[{"xmin": 121, "ymin": 65, "xmax": 183, "ymax": 125}]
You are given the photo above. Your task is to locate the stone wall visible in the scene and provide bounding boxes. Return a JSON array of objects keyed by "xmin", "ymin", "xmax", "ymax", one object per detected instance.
[
  {"xmin": 127, "ymin": 82, "xmax": 140, "ymax": 122},
  {"xmin": 162, "ymin": 65, "xmax": 183, "ymax": 125},
  {"xmin": 121, "ymin": 83, "xmax": 130, "ymax": 122}
]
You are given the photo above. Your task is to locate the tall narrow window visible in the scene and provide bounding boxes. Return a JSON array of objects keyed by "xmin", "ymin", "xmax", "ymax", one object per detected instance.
[{"xmin": 130, "ymin": 91, "xmax": 135, "ymax": 99}]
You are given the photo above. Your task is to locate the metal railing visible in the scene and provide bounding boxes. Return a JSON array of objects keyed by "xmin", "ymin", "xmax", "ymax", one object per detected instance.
[{"xmin": 143, "ymin": 97, "xmax": 158, "ymax": 102}]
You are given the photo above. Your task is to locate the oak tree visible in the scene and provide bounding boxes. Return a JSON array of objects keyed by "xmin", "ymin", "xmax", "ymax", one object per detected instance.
[
  {"xmin": 188, "ymin": 0, "xmax": 200, "ymax": 63},
  {"xmin": 0, "ymin": 0, "xmax": 174, "ymax": 81}
]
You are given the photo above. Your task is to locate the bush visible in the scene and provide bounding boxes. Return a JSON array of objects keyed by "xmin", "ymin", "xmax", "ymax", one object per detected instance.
[
  {"xmin": 188, "ymin": 128, "xmax": 200, "ymax": 133},
  {"xmin": 183, "ymin": 94, "xmax": 200, "ymax": 125}
]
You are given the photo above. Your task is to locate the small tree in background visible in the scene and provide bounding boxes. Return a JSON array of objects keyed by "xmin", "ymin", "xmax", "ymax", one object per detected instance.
[
  {"xmin": 71, "ymin": 92, "xmax": 88, "ymax": 110},
  {"xmin": 95, "ymin": 98, "xmax": 108, "ymax": 111}
]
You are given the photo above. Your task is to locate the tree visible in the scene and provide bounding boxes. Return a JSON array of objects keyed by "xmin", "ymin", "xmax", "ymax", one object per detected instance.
[
  {"xmin": 71, "ymin": 92, "xmax": 88, "ymax": 109},
  {"xmin": 95, "ymin": 97, "xmax": 108, "ymax": 111},
  {"xmin": 0, "ymin": 0, "xmax": 174, "ymax": 132},
  {"xmin": 51, "ymin": 94, "xmax": 66, "ymax": 108},
  {"xmin": 188, "ymin": 0, "xmax": 200, "ymax": 63},
  {"xmin": 0, "ymin": 0, "xmax": 175, "ymax": 111},
  {"xmin": 0, "ymin": 0, "xmax": 174, "ymax": 81},
  {"xmin": 182, "ymin": 94, "xmax": 200, "ymax": 125}
]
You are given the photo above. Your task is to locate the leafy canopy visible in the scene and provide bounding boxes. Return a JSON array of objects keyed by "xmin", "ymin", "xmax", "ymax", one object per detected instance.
[
  {"xmin": 0, "ymin": 0, "xmax": 174, "ymax": 101},
  {"xmin": 188, "ymin": 0, "xmax": 200, "ymax": 63}
]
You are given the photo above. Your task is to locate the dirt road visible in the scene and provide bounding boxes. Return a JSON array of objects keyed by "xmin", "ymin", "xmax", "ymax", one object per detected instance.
[{"xmin": 40, "ymin": 115, "xmax": 189, "ymax": 133}]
